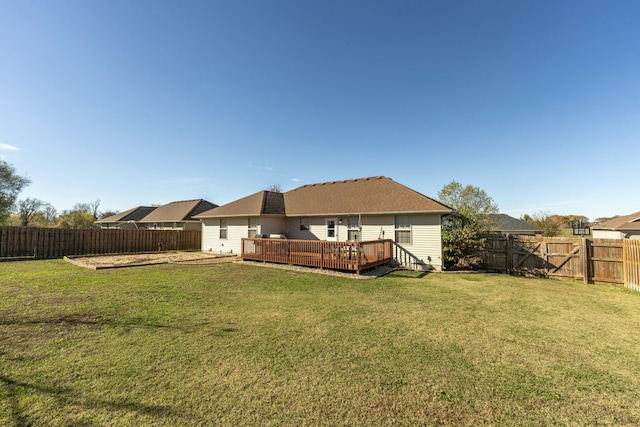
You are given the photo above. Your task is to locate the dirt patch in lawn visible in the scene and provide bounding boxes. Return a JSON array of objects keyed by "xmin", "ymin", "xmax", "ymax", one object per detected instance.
[{"xmin": 65, "ymin": 252, "xmax": 238, "ymax": 270}]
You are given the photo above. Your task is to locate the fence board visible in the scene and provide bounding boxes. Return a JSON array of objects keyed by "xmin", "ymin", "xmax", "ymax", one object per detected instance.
[
  {"xmin": 624, "ymin": 240, "xmax": 640, "ymax": 292},
  {"xmin": 0, "ymin": 227, "xmax": 201, "ymax": 259}
]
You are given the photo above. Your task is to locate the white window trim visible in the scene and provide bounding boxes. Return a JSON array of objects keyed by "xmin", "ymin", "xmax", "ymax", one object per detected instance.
[
  {"xmin": 395, "ymin": 215, "xmax": 411, "ymax": 244},
  {"xmin": 219, "ymin": 218, "xmax": 228, "ymax": 240}
]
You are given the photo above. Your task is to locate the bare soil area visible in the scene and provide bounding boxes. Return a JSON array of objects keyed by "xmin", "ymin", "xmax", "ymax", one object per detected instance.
[{"xmin": 64, "ymin": 251, "xmax": 238, "ymax": 270}]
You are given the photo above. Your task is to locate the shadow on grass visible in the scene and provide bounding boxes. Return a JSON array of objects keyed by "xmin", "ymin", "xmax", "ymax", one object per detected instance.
[
  {"xmin": 386, "ymin": 270, "xmax": 431, "ymax": 279},
  {"xmin": 0, "ymin": 313, "xmax": 173, "ymax": 330},
  {"xmin": 0, "ymin": 374, "xmax": 174, "ymax": 425}
]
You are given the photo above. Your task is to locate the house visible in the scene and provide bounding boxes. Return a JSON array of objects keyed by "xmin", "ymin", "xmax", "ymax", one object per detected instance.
[
  {"xmin": 195, "ymin": 176, "xmax": 453, "ymax": 271},
  {"xmin": 487, "ymin": 214, "xmax": 543, "ymax": 236},
  {"xmin": 592, "ymin": 211, "xmax": 640, "ymax": 239},
  {"xmin": 97, "ymin": 206, "xmax": 157, "ymax": 229},
  {"xmin": 97, "ymin": 199, "xmax": 218, "ymax": 231},
  {"xmin": 137, "ymin": 199, "xmax": 218, "ymax": 231}
]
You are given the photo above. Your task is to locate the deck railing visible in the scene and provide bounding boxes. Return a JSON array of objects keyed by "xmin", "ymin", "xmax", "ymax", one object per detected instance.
[{"xmin": 241, "ymin": 238, "xmax": 392, "ymax": 274}]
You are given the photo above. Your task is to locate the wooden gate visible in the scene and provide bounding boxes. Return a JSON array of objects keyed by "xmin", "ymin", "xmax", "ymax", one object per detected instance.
[{"xmin": 484, "ymin": 235, "xmax": 625, "ymax": 285}]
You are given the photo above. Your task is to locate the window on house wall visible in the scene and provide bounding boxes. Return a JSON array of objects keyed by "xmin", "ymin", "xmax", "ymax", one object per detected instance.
[
  {"xmin": 347, "ymin": 216, "xmax": 360, "ymax": 241},
  {"xmin": 220, "ymin": 218, "xmax": 228, "ymax": 239},
  {"xmin": 395, "ymin": 215, "xmax": 411, "ymax": 244},
  {"xmin": 300, "ymin": 218, "xmax": 310, "ymax": 231},
  {"xmin": 248, "ymin": 218, "xmax": 257, "ymax": 238}
]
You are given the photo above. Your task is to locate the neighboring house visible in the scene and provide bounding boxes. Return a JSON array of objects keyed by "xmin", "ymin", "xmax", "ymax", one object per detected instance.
[
  {"xmin": 97, "ymin": 199, "xmax": 218, "ymax": 231},
  {"xmin": 195, "ymin": 176, "xmax": 453, "ymax": 271},
  {"xmin": 137, "ymin": 199, "xmax": 218, "ymax": 231},
  {"xmin": 487, "ymin": 214, "xmax": 543, "ymax": 236},
  {"xmin": 592, "ymin": 211, "xmax": 640, "ymax": 240},
  {"xmin": 97, "ymin": 206, "xmax": 157, "ymax": 229}
]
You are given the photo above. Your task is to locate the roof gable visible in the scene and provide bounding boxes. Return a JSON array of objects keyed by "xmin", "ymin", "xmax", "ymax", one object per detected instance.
[{"xmin": 195, "ymin": 191, "xmax": 284, "ymax": 218}]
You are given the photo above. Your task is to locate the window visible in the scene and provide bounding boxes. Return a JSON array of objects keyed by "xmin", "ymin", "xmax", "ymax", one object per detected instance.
[
  {"xmin": 347, "ymin": 216, "xmax": 360, "ymax": 241},
  {"xmin": 248, "ymin": 218, "xmax": 257, "ymax": 238},
  {"xmin": 300, "ymin": 218, "xmax": 310, "ymax": 231},
  {"xmin": 219, "ymin": 219, "xmax": 227, "ymax": 239},
  {"xmin": 395, "ymin": 215, "xmax": 411, "ymax": 244}
]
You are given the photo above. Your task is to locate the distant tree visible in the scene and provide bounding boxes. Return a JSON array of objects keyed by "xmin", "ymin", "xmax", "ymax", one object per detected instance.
[
  {"xmin": 438, "ymin": 181, "xmax": 499, "ymax": 270},
  {"xmin": 42, "ymin": 204, "xmax": 58, "ymax": 225},
  {"xmin": 0, "ymin": 160, "xmax": 30, "ymax": 224},
  {"xmin": 596, "ymin": 215, "xmax": 618, "ymax": 225},
  {"xmin": 520, "ymin": 214, "xmax": 533, "ymax": 223},
  {"xmin": 17, "ymin": 197, "xmax": 51, "ymax": 226},
  {"xmin": 523, "ymin": 212, "xmax": 562, "ymax": 237},
  {"xmin": 550, "ymin": 214, "xmax": 589, "ymax": 229},
  {"xmin": 72, "ymin": 199, "xmax": 101, "ymax": 220},
  {"xmin": 267, "ymin": 184, "xmax": 283, "ymax": 193},
  {"xmin": 57, "ymin": 210, "xmax": 97, "ymax": 229}
]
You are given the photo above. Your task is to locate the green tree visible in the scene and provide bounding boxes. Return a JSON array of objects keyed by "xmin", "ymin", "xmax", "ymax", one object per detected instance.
[
  {"xmin": 438, "ymin": 181, "xmax": 499, "ymax": 270},
  {"xmin": 523, "ymin": 212, "xmax": 562, "ymax": 237},
  {"xmin": 57, "ymin": 210, "xmax": 97, "ymax": 229},
  {"xmin": 0, "ymin": 160, "xmax": 30, "ymax": 224}
]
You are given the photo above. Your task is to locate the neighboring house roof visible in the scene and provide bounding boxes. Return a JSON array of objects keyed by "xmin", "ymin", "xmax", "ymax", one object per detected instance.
[
  {"xmin": 487, "ymin": 214, "xmax": 543, "ymax": 234},
  {"xmin": 97, "ymin": 206, "xmax": 157, "ymax": 224},
  {"xmin": 195, "ymin": 176, "xmax": 452, "ymax": 218},
  {"xmin": 138, "ymin": 199, "xmax": 218, "ymax": 223},
  {"xmin": 592, "ymin": 211, "xmax": 640, "ymax": 231}
]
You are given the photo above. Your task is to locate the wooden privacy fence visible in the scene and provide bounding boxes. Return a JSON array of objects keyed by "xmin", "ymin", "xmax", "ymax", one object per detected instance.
[
  {"xmin": 0, "ymin": 227, "xmax": 202, "ymax": 259},
  {"xmin": 483, "ymin": 234, "xmax": 640, "ymax": 291}
]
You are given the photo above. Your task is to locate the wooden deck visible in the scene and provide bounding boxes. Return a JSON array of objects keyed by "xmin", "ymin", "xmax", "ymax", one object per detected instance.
[{"xmin": 241, "ymin": 238, "xmax": 392, "ymax": 274}]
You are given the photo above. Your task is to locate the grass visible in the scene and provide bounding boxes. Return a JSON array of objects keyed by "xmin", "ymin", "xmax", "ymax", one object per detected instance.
[{"xmin": 2, "ymin": 260, "xmax": 640, "ymax": 425}]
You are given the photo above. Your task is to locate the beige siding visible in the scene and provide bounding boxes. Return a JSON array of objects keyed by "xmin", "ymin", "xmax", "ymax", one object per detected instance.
[
  {"xmin": 406, "ymin": 214, "xmax": 443, "ymax": 270},
  {"xmin": 287, "ymin": 217, "xmax": 326, "ymax": 240},
  {"xmin": 200, "ymin": 217, "xmax": 245, "ymax": 254},
  {"xmin": 260, "ymin": 217, "xmax": 288, "ymax": 236},
  {"xmin": 360, "ymin": 214, "xmax": 443, "ymax": 271},
  {"xmin": 593, "ymin": 230, "xmax": 624, "ymax": 239},
  {"xmin": 360, "ymin": 215, "xmax": 394, "ymax": 241},
  {"xmin": 201, "ymin": 218, "xmax": 220, "ymax": 252}
]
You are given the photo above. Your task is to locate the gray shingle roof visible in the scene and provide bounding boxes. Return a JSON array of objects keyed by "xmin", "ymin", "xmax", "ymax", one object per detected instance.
[
  {"xmin": 593, "ymin": 211, "xmax": 640, "ymax": 231},
  {"xmin": 487, "ymin": 214, "xmax": 543, "ymax": 233},
  {"xmin": 98, "ymin": 206, "xmax": 157, "ymax": 224},
  {"xmin": 195, "ymin": 176, "xmax": 452, "ymax": 218},
  {"xmin": 138, "ymin": 199, "xmax": 218, "ymax": 223}
]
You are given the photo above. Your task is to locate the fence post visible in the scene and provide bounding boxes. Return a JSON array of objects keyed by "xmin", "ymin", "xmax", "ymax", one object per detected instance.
[
  {"xmin": 505, "ymin": 234, "xmax": 513, "ymax": 273},
  {"xmin": 582, "ymin": 238, "xmax": 591, "ymax": 284}
]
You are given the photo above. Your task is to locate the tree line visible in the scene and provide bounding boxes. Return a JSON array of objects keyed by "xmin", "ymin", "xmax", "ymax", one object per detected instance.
[{"xmin": 0, "ymin": 159, "xmax": 117, "ymax": 228}]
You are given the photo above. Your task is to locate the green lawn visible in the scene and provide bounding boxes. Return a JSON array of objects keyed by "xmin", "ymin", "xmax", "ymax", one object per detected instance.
[{"xmin": 2, "ymin": 260, "xmax": 640, "ymax": 426}]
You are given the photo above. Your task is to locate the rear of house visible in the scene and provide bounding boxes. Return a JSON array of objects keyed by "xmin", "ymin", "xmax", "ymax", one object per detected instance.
[{"xmin": 195, "ymin": 177, "xmax": 452, "ymax": 271}]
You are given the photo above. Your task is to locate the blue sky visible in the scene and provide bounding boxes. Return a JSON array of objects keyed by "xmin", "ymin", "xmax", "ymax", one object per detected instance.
[{"xmin": 1, "ymin": 0, "xmax": 638, "ymax": 220}]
